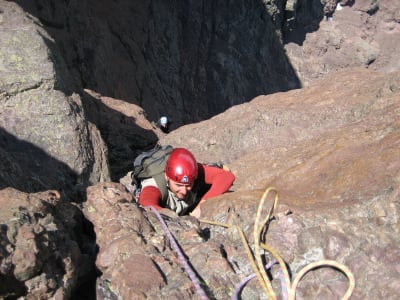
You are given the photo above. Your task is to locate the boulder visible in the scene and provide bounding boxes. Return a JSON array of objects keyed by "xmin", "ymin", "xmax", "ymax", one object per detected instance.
[
  {"xmin": 0, "ymin": 1, "xmax": 110, "ymax": 197},
  {"xmin": 0, "ymin": 188, "xmax": 96, "ymax": 299}
]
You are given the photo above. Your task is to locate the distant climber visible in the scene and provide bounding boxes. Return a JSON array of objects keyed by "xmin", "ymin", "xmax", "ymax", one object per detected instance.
[
  {"xmin": 324, "ymin": 0, "xmax": 349, "ymax": 21},
  {"xmin": 138, "ymin": 147, "xmax": 235, "ymax": 218},
  {"xmin": 157, "ymin": 116, "xmax": 169, "ymax": 133}
]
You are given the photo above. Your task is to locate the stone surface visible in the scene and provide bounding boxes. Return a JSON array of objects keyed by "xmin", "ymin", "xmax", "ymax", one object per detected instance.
[
  {"xmin": 1, "ymin": 0, "xmax": 400, "ymax": 299},
  {"xmin": 2, "ymin": 0, "xmax": 400, "ymax": 188},
  {"xmin": 284, "ymin": 0, "xmax": 400, "ymax": 86},
  {"xmin": 10, "ymin": 0, "xmax": 301, "ymax": 129},
  {"xmin": 0, "ymin": 188, "xmax": 96, "ymax": 299},
  {"xmin": 80, "ymin": 68, "xmax": 400, "ymax": 299},
  {"xmin": 0, "ymin": 1, "xmax": 110, "ymax": 198},
  {"xmin": 158, "ymin": 68, "xmax": 400, "ymax": 299},
  {"xmin": 82, "ymin": 89, "xmax": 161, "ymax": 180}
]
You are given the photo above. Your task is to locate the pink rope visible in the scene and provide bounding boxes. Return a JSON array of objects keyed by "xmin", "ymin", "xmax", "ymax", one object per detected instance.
[
  {"xmin": 150, "ymin": 207, "xmax": 209, "ymax": 300},
  {"xmin": 232, "ymin": 259, "xmax": 288, "ymax": 300}
]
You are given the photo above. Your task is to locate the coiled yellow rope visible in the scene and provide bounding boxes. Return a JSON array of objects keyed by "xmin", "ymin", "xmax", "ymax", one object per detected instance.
[{"xmin": 200, "ymin": 186, "xmax": 356, "ymax": 299}]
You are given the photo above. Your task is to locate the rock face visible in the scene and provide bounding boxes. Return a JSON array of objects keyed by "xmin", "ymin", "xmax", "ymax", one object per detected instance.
[
  {"xmin": 0, "ymin": 1, "xmax": 110, "ymax": 197},
  {"xmin": 11, "ymin": 0, "xmax": 301, "ymax": 129},
  {"xmin": 162, "ymin": 68, "xmax": 400, "ymax": 298},
  {"xmin": 0, "ymin": 188, "xmax": 96, "ymax": 299},
  {"xmin": 2, "ymin": 0, "xmax": 399, "ymax": 185},
  {"xmin": 81, "ymin": 89, "xmax": 162, "ymax": 181},
  {"xmin": 284, "ymin": 0, "xmax": 400, "ymax": 86},
  {"xmin": 160, "ymin": 68, "xmax": 400, "ymax": 210},
  {"xmin": 84, "ymin": 69, "xmax": 399, "ymax": 299},
  {"xmin": 1, "ymin": 0, "xmax": 400, "ymax": 299}
]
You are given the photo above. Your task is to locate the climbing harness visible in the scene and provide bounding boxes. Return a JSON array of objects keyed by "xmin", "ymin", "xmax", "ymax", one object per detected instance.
[{"xmin": 151, "ymin": 187, "xmax": 355, "ymax": 299}]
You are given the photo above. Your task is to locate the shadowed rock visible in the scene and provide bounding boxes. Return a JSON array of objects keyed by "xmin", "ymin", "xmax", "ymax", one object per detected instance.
[{"xmin": 0, "ymin": 2, "xmax": 110, "ymax": 197}]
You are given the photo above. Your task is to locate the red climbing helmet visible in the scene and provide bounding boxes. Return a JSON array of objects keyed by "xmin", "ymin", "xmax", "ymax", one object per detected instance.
[{"xmin": 165, "ymin": 148, "xmax": 198, "ymax": 184}]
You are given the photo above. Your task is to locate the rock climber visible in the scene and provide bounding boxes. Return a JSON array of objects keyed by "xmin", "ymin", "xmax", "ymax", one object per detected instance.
[
  {"xmin": 139, "ymin": 148, "xmax": 235, "ymax": 218},
  {"xmin": 324, "ymin": 0, "xmax": 348, "ymax": 20},
  {"xmin": 157, "ymin": 116, "xmax": 169, "ymax": 133}
]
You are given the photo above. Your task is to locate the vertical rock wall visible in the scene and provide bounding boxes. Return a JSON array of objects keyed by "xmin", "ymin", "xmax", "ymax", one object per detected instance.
[
  {"xmin": 13, "ymin": 0, "xmax": 300, "ymax": 127},
  {"xmin": 0, "ymin": 1, "xmax": 110, "ymax": 197}
]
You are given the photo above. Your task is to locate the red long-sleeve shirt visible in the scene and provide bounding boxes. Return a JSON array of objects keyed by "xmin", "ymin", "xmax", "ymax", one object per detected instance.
[{"xmin": 139, "ymin": 164, "xmax": 235, "ymax": 211}]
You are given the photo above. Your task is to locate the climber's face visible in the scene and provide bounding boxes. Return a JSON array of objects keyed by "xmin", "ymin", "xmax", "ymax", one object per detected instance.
[{"xmin": 167, "ymin": 178, "xmax": 193, "ymax": 200}]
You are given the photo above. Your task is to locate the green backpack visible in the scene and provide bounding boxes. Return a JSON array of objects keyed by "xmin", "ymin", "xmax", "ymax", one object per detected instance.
[{"xmin": 131, "ymin": 144, "xmax": 174, "ymax": 200}]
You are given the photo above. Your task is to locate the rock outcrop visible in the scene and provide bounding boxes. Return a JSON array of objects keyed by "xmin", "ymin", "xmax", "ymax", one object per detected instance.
[
  {"xmin": 11, "ymin": 0, "xmax": 300, "ymax": 129},
  {"xmin": 2, "ymin": 0, "xmax": 399, "ymax": 185},
  {"xmin": 0, "ymin": 1, "xmax": 110, "ymax": 197},
  {"xmin": 1, "ymin": 0, "xmax": 400, "ymax": 299},
  {"xmin": 284, "ymin": 1, "xmax": 400, "ymax": 85},
  {"xmin": 86, "ymin": 68, "xmax": 399, "ymax": 299},
  {"xmin": 0, "ymin": 188, "xmax": 96, "ymax": 299},
  {"xmin": 81, "ymin": 89, "xmax": 161, "ymax": 181}
]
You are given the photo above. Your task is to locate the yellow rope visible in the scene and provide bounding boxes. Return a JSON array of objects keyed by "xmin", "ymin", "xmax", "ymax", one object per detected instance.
[
  {"xmin": 198, "ymin": 219, "xmax": 269, "ymax": 297},
  {"xmin": 253, "ymin": 187, "xmax": 279, "ymax": 299},
  {"xmin": 290, "ymin": 260, "xmax": 355, "ymax": 300},
  {"xmin": 200, "ymin": 186, "xmax": 356, "ymax": 299},
  {"xmin": 260, "ymin": 242, "xmax": 292, "ymax": 299}
]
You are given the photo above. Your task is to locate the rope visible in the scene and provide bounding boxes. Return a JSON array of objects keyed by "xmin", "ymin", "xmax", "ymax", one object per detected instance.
[
  {"xmin": 289, "ymin": 259, "xmax": 355, "ymax": 300},
  {"xmin": 150, "ymin": 207, "xmax": 209, "ymax": 300},
  {"xmin": 149, "ymin": 186, "xmax": 356, "ymax": 299},
  {"xmin": 253, "ymin": 187, "xmax": 280, "ymax": 299},
  {"xmin": 231, "ymin": 259, "xmax": 281, "ymax": 300},
  {"xmin": 198, "ymin": 219, "xmax": 263, "ymax": 297},
  {"xmin": 200, "ymin": 186, "xmax": 356, "ymax": 300}
]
